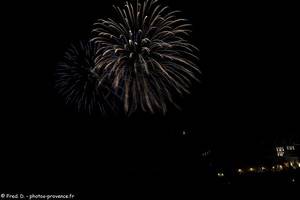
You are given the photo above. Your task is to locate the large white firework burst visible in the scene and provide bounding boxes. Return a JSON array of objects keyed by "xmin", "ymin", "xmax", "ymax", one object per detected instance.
[
  {"xmin": 55, "ymin": 40, "xmax": 119, "ymax": 114},
  {"xmin": 92, "ymin": 0, "xmax": 200, "ymax": 115}
]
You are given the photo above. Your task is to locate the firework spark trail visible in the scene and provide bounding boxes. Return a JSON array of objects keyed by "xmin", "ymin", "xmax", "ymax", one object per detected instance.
[
  {"xmin": 92, "ymin": 0, "xmax": 200, "ymax": 115},
  {"xmin": 55, "ymin": 40, "xmax": 120, "ymax": 114}
]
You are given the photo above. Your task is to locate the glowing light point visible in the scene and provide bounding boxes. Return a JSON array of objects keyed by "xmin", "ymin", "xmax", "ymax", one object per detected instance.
[
  {"xmin": 217, "ymin": 172, "xmax": 225, "ymax": 177},
  {"xmin": 249, "ymin": 168, "xmax": 255, "ymax": 172},
  {"xmin": 291, "ymin": 178, "xmax": 296, "ymax": 183}
]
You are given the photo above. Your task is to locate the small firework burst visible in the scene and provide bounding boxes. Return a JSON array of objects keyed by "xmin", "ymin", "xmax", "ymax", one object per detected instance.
[
  {"xmin": 92, "ymin": 0, "xmax": 200, "ymax": 115},
  {"xmin": 55, "ymin": 40, "xmax": 118, "ymax": 114}
]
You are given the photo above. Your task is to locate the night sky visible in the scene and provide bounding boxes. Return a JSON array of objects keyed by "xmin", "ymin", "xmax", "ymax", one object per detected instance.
[{"xmin": 2, "ymin": 0, "xmax": 299, "ymax": 191}]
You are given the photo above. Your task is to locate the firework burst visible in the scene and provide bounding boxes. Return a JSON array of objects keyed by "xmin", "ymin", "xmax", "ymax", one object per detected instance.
[
  {"xmin": 92, "ymin": 0, "xmax": 200, "ymax": 115},
  {"xmin": 55, "ymin": 40, "xmax": 119, "ymax": 114}
]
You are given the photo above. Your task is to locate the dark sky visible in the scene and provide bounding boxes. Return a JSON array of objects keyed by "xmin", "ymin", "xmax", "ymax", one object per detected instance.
[{"xmin": 2, "ymin": 0, "xmax": 298, "ymax": 190}]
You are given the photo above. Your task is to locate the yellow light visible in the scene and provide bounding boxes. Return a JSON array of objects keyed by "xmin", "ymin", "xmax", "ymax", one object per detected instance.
[
  {"xmin": 217, "ymin": 172, "xmax": 224, "ymax": 177},
  {"xmin": 261, "ymin": 166, "xmax": 266, "ymax": 170},
  {"xmin": 249, "ymin": 168, "xmax": 255, "ymax": 172},
  {"xmin": 238, "ymin": 169, "xmax": 243, "ymax": 173}
]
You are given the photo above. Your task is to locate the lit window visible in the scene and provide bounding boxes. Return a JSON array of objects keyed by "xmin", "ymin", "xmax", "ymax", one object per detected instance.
[
  {"xmin": 284, "ymin": 162, "xmax": 289, "ymax": 167},
  {"xmin": 277, "ymin": 152, "xmax": 284, "ymax": 157},
  {"xmin": 286, "ymin": 146, "xmax": 295, "ymax": 151},
  {"xmin": 276, "ymin": 147, "xmax": 284, "ymax": 152}
]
